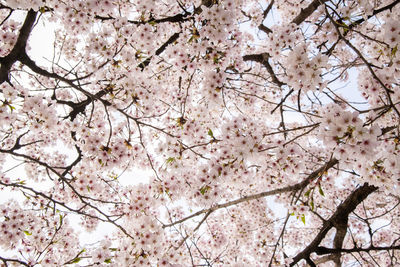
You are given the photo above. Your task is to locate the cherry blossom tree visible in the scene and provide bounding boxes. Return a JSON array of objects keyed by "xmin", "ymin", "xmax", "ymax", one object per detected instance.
[{"xmin": 0, "ymin": 0, "xmax": 400, "ymax": 266}]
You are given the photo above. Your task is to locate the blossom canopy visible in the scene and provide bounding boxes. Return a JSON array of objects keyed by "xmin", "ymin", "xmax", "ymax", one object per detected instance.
[{"xmin": 0, "ymin": 0, "xmax": 400, "ymax": 266}]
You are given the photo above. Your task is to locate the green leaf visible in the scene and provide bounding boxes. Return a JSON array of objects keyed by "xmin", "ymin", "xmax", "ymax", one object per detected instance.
[
  {"xmin": 391, "ymin": 45, "xmax": 398, "ymax": 57},
  {"xmin": 8, "ymin": 105, "xmax": 15, "ymax": 112},
  {"xmin": 300, "ymin": 214, "xmax": 306, "ymax": 225},
  {"xmin": 39, "ymin": 6, "xmax": 46, "ymax": 13},
  {"xmin": 207, "ymin": 129, "xmax": 214, "ymax": 138},
  {"xmin": 318, "ymin": 185, "xmax": 325, "ymax": 197},
  {"xmin": 59, "ymin": 214, "xmax": 63, "ymax": 225},
  {"xmin": 304, "ymin": 189, "xmax": 311, "ymax": 198},
  {"xmin": 310, "ymin": 200, "xmax": 314, "ymax": 211},
  {"xmin": 71, "ymin": 257, "xmax": 81, "ymax": 263},
  {"xmin": 104, "ymin": 258, "xmax": 112, "ymax": 264},
  {"xmin": 213, "ymin": 55, "xmax": 219, "ymax": 64},
  {"xmin": 188, "ymin": 35, "xmax": 195, "ymax": 43},
  {"xmin": 166, "ymin": 157, "xmax": 175, "ymax": 164},
  {"xmin": 23, "ymin": 230, "xmax": 32, "ymax": 236},
  {"xmin": 176, "ymin": 117, "xmax": 187, "ymax": 126},
  {"xmin": 148, "ymin": 20, "xmax": 157, "ymax": 26},
  {"xmin": 200, "ymin": 185, "xmax": 211, "ymax": 195}
]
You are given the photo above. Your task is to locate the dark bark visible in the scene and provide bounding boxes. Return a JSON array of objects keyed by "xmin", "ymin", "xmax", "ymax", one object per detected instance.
[
  {"xmin": 0, "ymin": 9, "xmax": 37, "ymax": 84},
  {"xmin": 290, "ymin": 183, "xmax": 378, "ymax": 266},
  {"xmin": 316, "ymin": 244, "xmax": 400, "ymax": 255},
  {"xmin": 242, "ymin": 0, "xmax": 330, "ymax": 86},
  {"xmin": 292, "ymin": 0, "xmax": 328, "ymax": 25},
  {"xmin": 243, "ymin": 53, "xmax": 285, "ymax": 86}
]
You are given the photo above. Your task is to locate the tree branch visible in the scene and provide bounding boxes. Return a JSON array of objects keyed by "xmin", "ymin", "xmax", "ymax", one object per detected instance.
[
  {"xmin": 290, "ymin": 183, "xmax": 378, "ymax": 266},
  {"xmin": 316, "ymin": 244, "xmax": 400, "ymax": 255},
  {"xmin": 242, "ymin": 0, "xmax": 330, "ymax": 86},
  {"xmin": 163, "ymin": 158, "xmax": 338, "ymax": 228},
  {"xmin": 242, "ymin": 53, "xmax": 285, "ymax": 86},
  {"xmin": 0, "ymin": 9, "xmax": 37, "ymax": 84},
  {"xmin": 0, "ymin": 256, "xmax": 30, "ymax": 266},
  {"xmin": 292, "ymin": 0, "xmax": 328, "ymax": 25}
]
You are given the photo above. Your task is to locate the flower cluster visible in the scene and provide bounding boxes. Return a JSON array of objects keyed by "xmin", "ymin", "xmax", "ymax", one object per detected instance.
[
  {"xmin": 266, "ymin": 23, "xmax": 301, "ymax": 57},
  {"xmin": 0, "ymin": 201, "xmax": 27, "ymax": 249},
  {"xmin": 0, "ymin": 19, "xmax": 19, "ymax": 57},
  {"xmin": 198, "ymin": 3, "xmax": 237, "ymax": 45},
  {"xmin": 283, "ymin": 44, "xmax": 329, "ymax": 91},
  {"xmin": 201, "ymin": 69, "xmax": 227, "ymax": 105},
  {"xmin": 358, "ymin": 68, "xmax": 397, "ymax": 108},
  {"xmin": 382, "ymin": 18, "xmax": 400, "ymax": 47},
  {"xmin": 0, "ymin": 83, "xmax": 20, "ymax": 130},
  {"xmin": 0, "ymin": 201, "xmax": 81, "ymax": 265},
  {"xmin": 320, "ymin": 103, "xmax": 381, "ymax": 162}
]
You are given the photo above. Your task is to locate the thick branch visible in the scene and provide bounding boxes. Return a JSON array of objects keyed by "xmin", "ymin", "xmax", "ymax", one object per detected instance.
[
  {"xmin": 258, "ymin": 0, "xmax": 274, "ymax": 34},
  {"xmin": 290, "ymin": 183, "xmax": 378, "ymax": 266},
  {"xmin": 332, "ymin": 216, "xmax": 348, "ymax": 266},
  {"xmin": 0, "ymin": 9, "xmax": 37, "ymax": 84},
  {"xmin": 316, "ymin": 244, "xmax": 400, "ymax": 255},
  {"xmin": 292, "ymin": 0, "xmax": 328, "ymax": 25},
  {"xmin": 94, "ymin": 3, "xmax": 203, "ymax": 25},
  {"xmin": 242, "ymin": 53, "xmax": 285, "ymax": 86},
  {"xmin": 139, "ymin": 32, "xmax": 180, "ymax": 69},
  {"xmin": 0, "ymin": 256, "xmax": 30, "ymax": 267}
]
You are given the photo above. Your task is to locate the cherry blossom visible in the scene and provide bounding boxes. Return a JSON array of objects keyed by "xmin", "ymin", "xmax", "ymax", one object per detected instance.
[{"xmin": 0, "ymin": 0, "xmax": 400, "ymax": 266}]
